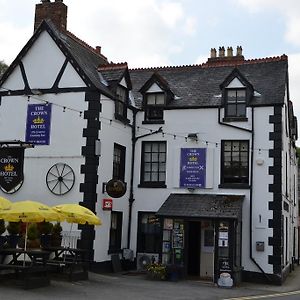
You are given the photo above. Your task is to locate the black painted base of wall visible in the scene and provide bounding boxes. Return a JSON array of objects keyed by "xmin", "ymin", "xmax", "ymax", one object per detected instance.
[
  {"xmin": 242, "ymin": 270, "xmax": 284, "ymax": 286},
  {"xmin": 89, "ymin": 260, "xmax": 136, "ymax": 274}
]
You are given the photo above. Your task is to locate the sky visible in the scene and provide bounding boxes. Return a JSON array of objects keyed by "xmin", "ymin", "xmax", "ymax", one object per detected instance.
[{"xmin": 0, "ymin": 0, "xmax": 300, "ymax": 133}]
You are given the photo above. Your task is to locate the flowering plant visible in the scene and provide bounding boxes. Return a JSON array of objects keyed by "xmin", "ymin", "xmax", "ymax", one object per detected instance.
[{"xmin": 146, "ymin": 262, "xmax": 167, "ymax": 280}]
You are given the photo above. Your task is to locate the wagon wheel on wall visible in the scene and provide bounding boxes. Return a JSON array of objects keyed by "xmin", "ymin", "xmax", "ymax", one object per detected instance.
[{"xmin": 46, "ymin": 163, "xmax": 75, "ymax": 195}]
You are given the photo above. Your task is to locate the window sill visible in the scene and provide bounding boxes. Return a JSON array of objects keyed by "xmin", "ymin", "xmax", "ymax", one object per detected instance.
[
  {"xmin": 218, "ymin": 183, "xmax": 250, "ymax": 189},
  {"xmin": 222, "ymin": 117, "xmax": 248, "ymax": 122},
  {"xmin": 138, "ymin": 183, "xmax": 167, "ymax": 188},
  {"xmin": 142, "ymin": 120, "xmax": 165, "ymax": 125}
]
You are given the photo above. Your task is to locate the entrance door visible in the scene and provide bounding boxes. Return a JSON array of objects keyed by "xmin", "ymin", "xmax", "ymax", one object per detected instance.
[
  {"xmin": 200, "ymin": 222, "xmax": 214, "ymax": 279},
  {"xmin": 187, "ymin": 221, "xmax": 200, "ymax": 276}
]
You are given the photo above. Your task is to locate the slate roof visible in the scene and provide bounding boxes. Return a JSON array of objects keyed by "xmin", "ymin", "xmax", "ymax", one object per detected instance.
[
  {"xmin": 129, "ymin": 56, "xmax": 288, "ymax": 109},
  {"xmin": 156, "ymin": 193, "xmax": 244, "ymax": 219}
]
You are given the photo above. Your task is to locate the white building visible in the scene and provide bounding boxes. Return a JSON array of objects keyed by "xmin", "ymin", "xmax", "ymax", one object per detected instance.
[{"xmin": 0, "ymin": 1, "xmax": 298, "ymax": 285}]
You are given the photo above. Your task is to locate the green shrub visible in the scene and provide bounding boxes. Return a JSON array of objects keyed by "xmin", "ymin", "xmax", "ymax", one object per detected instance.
[
  {"xmin": 51, "ymin": 222, "xmax": 62, "ymax": 237},
  {"xmin": 0, "ymin": 220, "xmax": 6, "ymax": 235},
  {"xmin": 27, "ymin": 223, "xmax": 39, "ymax": 240},
  {"xmin": 38, "ymin": 221, "xmax": 53, "ymax": 235},
  {"xmin": 6, "ymin": 222, "xmax": 21, "ymax": 235}
]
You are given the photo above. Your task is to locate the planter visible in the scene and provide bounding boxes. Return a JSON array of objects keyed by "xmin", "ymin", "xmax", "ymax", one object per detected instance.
[
  {"xmin": 40, "ymin": 234, "xmax": 52, "ymax": 248},
  {"xmin": 7, "ymin": 234, "xmax": 20, "ymax": 248},
  {"xmin": 0, "ymin": 236, "xmax": 6, "ymax": 248}
]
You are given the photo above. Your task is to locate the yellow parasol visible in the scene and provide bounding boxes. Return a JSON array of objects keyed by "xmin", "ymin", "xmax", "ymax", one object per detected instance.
[
  {"xmin": 52, "ymin": 204, "xmax": 102, "ymax": 225},
  {"xmin": 0, "ymin": 196, "xmax": 12, "ymax": 210},
  {"xmin": 1, "ymin": 200, "xmax": 62, "ymax": 265}
]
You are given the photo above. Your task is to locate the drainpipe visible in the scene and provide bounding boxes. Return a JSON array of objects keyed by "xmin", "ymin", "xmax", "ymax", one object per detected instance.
[
  {"xmin": 126, "ymin": 108, "xmax": 163, "ymax": 248},
  {"xmin": 218, "ymin": 106, "xmax": 271, "ymax": 282}
]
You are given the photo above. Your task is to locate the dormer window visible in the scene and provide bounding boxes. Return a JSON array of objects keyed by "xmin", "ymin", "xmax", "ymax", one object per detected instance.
[
  {"xmin": 220, "ymin": 70, "xmax": 253, "ymax": 122},
  {"xmin": 115, "ymin": 85, "xmax": 128, "ymax": 120},
  {"xmin": 145, "ymin": 92, "xmax": 165, "ymax": 122},
  {"xmin": 225, "ymin": 88, "xmax": 246, "ymax": 118}
]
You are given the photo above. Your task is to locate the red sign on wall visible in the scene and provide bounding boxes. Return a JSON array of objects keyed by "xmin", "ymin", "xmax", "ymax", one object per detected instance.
[{"xmin": 102, "ymin": 198, "xmax": 113, "ymax": 210}]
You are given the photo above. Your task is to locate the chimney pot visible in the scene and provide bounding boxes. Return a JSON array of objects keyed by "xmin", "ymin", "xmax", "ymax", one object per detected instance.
[
  {"xmin": 219, "ymin": 46, "xmax": 225, "ymax": 57},
  {"xmin": 237, "ymin": 46, "xmax": 243, "ymax": 56},
  {"xmin": 227, "ymin": 47, "xmax": 233, "ymax": 57},
  {"xmin": 95, "ymin": 46, "xmax": 101, "ymax": 54},
  {"xmin": 210, "ymin": 48, "xmax": 216, "ymax": 58}
]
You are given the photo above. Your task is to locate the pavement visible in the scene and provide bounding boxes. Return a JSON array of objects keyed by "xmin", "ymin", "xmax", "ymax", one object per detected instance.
[{"xmin": 1, "ymin": 266, "xmax": 300, "ymax": 300}]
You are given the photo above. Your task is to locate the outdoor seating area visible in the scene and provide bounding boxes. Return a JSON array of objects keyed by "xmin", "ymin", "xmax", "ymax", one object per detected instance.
[{"xmin": 0, "ymin": 197, "xmax": 101, "ymax": 289}]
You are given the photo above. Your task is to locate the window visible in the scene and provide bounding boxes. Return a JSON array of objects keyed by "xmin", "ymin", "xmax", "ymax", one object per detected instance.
[
  {"xmin": 221, "ymin": 140, "xmax": 249, "ymax": 185},
  {"xmin": 109, "ymin": 211, "xmax": 123, "ymax": 253},
  {"xmin": 144, "ymin": 93, "xmax": 165, "ymax": 122},
  {"xmin": 137, "ymin": 212, "xmax": 161, "ymax": 253},
  {"xmin": 225, "ymin": 89, "xmax": 246, "ymax": 118},
  {"xmin": 115, "ymin": 86, "xmax": 127, "ymax": 119},
  {"xmin": 140, "ymin": 141, "xmax": 166, "ymax": 187},
  {"xmin": 113, "ymin": 143, "xmax": 126, "ymax": 181}
]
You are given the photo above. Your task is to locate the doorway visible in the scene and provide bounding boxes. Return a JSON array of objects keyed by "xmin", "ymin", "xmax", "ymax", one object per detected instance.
[{"xmin": 187, "ymin": 220, "xmax": 214, "ymax": 280}]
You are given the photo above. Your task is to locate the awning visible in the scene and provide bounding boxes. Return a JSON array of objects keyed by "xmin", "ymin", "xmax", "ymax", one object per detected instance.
[{"xmin": 156, "ymin": 193, "xmax": 244, "ymax": 219}]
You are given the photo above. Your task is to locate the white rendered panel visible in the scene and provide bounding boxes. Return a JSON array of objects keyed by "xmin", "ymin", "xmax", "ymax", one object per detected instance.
[
  {"xmin": 146, "ymin": 82, "xmax": 163, "ymax": 93},
  {"xmin": 1, "ymin": 65, "xmax": 25, "ymax": 91},
  {"xmin": 59, "ymin": 62, "xmax": 86, "ymax": 88},
  {"xmin": 227, "ymin": 77, "xmax": 245, "ymax": 88}
]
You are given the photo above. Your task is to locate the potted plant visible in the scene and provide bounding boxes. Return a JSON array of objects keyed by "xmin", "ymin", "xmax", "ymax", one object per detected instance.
[
  {"xmin": 51, "ymin": 222, "xmax": 62, "ymax": 247},
  {"xmin": 6, "ymin": 221, "xmax": 21, "ymax": 248},
  {"xmin": 146, "ymin": 262, "xmax": 167, "ymax": 280},
  {"xmin": 38, "ymin": 221, "xmax": 53, "ymax": 248},
  {"xmin": 0, "ymin": 219, "xmax": 6, "ymax": 248},
  {"xmin": 27, "ymin": 223, "xmax": 40, "ymax": 249}
]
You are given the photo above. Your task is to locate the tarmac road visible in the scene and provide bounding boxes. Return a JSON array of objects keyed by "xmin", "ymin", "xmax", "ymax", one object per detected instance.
[{"xmin": 1, "ymin": 266, "xmax": 300, "ymax": 300}]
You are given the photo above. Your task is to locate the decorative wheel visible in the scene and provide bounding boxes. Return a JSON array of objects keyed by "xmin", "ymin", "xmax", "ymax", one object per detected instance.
[
  {"xmin": 46, "ymin": 163, "xmax": 75, "ymax": 195},
  {"xmin": 0, "ymin": 180, "xmax": 23, "ymax": 194}
]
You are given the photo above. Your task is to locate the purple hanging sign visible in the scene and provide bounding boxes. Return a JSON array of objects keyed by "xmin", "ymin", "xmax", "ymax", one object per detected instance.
[
  {"xmin": 25, "ymin": 104, "xmax": 52, "ymax": 145},
  {"xmin": 180, "ymin": 148, "xmax": 206, "ymax": 188}
]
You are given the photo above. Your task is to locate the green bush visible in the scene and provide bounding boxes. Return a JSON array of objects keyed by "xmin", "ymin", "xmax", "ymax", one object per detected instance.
[
  {"xmin": 6, "ymin": 222, "xmax": 21, "ymax": 235},
  {"xmin": 51, "ymin": 222, "xmax": 62, "ymax": 237},
  {"xmin": 27, "ymin": 223, "xmax": 39, "ymax": 240}
]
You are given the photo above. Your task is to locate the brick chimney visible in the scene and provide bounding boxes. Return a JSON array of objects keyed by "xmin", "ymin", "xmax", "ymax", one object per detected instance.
[
  {"xmin": 206, "ymin": 46, "xmax": 244, "ymax": 66},
  {"xmin": 34, "ymin": 0, "xmax": 68, "ymax": 32}
]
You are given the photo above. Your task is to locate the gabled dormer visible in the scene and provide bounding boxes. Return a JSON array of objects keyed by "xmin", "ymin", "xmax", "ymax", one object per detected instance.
[
  {"xmin": 98, "ymin": 63, "xmax": 132, "ymax": 123},
  {"xmin": 139, "ymin": 72, "xmax": 173, "ymax": 124},
  {"xmin": 220, "ymin": 68, "xmax": 253, "ymax": 121}
]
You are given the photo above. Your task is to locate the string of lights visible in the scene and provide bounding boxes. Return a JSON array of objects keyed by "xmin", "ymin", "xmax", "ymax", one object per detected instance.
[{"xmin": 0, "ymin": 86, "xmax": 297, "ymax": 164}]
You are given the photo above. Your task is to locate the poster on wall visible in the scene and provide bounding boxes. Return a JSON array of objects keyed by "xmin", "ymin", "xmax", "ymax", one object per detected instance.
[
  {"xmin": 0, "ymin": 147, "xmax": 24, "ymax": 193},
  {"xmin": 25, "ymin": 104, "xmax": 52, "ymax": 145},
  {"xmin": 179, "ymin": 148, "xmax": 206, "ymax": 188}
]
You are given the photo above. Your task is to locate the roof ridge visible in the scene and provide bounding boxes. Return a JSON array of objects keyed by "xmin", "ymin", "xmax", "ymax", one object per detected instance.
[
  {"xmin": 129, "ymin": 55, "xmax": 288, "ymax": 71},
  {"xmin": 65, "ymin": 30, "xmax": 108, "ymax": 61},
  {"xmin": 98, "ymin": 62, "xmax": 128, "ymax": 71}
]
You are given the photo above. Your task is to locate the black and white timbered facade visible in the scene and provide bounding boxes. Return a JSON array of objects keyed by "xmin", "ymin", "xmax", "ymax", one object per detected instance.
[{"xmin": 0, "ymin": 1, "xmax": 298, "ymax": 285}]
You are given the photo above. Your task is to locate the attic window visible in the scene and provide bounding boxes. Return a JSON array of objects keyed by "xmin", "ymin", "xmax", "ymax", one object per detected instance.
[
  {"xmin": 225, "ymin": 89, "xmax": 246, "ymax": 118},
  {"xmin": 144, "ymin": 92, "xmax": 165, "ymax": 123},
  {"xmin": 115, "ymin": 85, "xmax": 128, "ymax": 120}
]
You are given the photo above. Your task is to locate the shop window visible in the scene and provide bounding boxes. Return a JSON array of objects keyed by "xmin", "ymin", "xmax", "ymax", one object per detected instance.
[
  {"xmin": 137, "ymin": 212, "xmax": 161, "ymax": 253},
  {"xmin": 220, "ymin": 140, "xmax": 249, "ymax": 187},
  {"xmin": 113, "ymin": 143, "xmax": 126, "ymax": 182},
  {"xmin": 139, "ymin": 141, "xmax": 167, "ymax": 188},
  {"xmin": 109, "ymin": 211, "xmax": 123, "ymax": 253}
]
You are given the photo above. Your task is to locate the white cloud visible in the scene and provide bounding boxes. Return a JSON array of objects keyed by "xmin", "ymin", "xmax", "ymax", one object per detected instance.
[{"xmin": 233, "ymin": 0, "xmax": 300, "ymax": 46}]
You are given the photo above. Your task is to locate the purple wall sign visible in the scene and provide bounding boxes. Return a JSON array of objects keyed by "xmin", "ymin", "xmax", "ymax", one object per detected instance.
[
  {"xmin": 180, "ymin": 148, "xmax": 206, "ymax": 188},
  {"xmin": 25, "ymin": 104, "xmax": 52, "ymax": 145}
]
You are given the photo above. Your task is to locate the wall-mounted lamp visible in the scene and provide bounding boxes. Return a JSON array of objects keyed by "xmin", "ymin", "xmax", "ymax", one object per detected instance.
[{"xmin": 187, "ymin": 133, "xmax": 198, "ymax": 141}]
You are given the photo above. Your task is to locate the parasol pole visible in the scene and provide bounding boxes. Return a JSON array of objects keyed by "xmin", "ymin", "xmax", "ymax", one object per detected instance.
[{"xmin": 23, "ymin": 223, "xmax": 28, "ymax": 267}]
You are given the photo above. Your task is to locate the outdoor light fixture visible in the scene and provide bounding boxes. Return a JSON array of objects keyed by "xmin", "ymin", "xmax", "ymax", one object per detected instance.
[
  {"xmin": 31, "ymin": 89, "xmax": 43, "ymax": 95},
  {"xmin": 187, "ymin": 133, "xmax": 198, "ymax": 141}
]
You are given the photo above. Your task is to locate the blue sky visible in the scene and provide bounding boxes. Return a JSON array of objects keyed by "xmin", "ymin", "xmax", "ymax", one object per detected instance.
[{"xmin": 0, "ymin": 0, "xmax": 300, "ymax": 132}]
